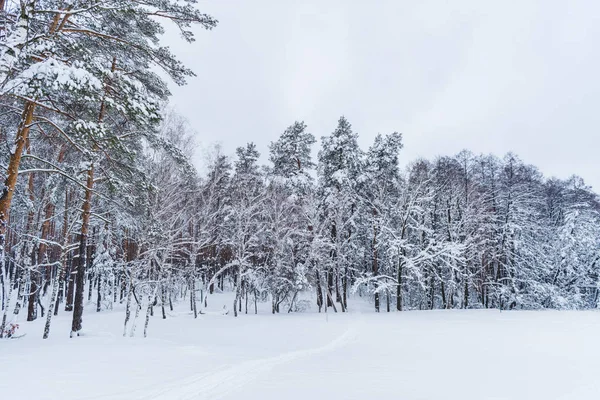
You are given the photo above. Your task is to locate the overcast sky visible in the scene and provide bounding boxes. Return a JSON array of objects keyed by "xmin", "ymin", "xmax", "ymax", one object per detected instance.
[{"xmin": 165, "ymin": 0, "xmax": 600, "ymax": 190}]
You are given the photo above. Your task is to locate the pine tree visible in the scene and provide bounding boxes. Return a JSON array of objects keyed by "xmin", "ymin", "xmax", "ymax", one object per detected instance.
[
  {"xmin": 317, "ymin": 116, "xmax": 363, "ymax": 311},
  {"xmin": 360, "ymin": 132, "xmax": 403, "ymax": 311}
]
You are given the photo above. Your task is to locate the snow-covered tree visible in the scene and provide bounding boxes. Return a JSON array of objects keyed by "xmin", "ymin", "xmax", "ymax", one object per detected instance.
[{"xmin": 317, "ymin": 116, "xmax": 363, "ymax": 311}]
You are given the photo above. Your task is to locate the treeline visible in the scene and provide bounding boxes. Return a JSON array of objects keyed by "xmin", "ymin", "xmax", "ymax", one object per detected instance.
[
  {"xmin": 2, "ymin": 2, "xmax": 600, "ymax": 340},
  {"xmin": 4, "ymin": 112, "xmax": 600, "ymax": 339}
]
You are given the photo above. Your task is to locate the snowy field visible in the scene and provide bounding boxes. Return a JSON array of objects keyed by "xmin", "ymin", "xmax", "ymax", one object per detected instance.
[{"xmin": 2, "ymin": 294, "xmax": 600, "ymax": 400}]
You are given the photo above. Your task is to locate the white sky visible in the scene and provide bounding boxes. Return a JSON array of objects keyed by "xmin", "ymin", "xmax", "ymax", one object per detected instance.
[{"xmin": 166, "ymin": 0, "xmax": 600, "ymax": 190}]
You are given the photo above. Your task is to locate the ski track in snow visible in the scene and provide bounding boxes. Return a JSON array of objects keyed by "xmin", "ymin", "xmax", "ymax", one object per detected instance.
[{"xmin": 96, "ymin": 315, "xmax": 361, "ymax": 400}]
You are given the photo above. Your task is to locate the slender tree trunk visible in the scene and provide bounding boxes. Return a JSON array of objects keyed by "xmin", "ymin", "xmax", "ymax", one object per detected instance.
[
  {"xmin": 335, "ymin": 272, "xmax": 341, "ymax": 303},
  {"xmin": 325, "ymin": 287, "xmax": 338, "ymax": 313},
  {"xmin": 396, "ymin": 253, "xmax": 403, "ymax": 311},
  {"xmin": 287, "ymin": 291, "xmax": 298, "ymax": 313},
  {"xmin": 123, "ymin": 278, "xmax": 133, "ymax": 337},
  {"xmin": 337, "ymin": 273, "xmax": 346, "ymax": 313},
  {"xmin": 373, "ymin": 226, "xmax": 380, "ymax": 313},
  {"xmin": 316, "ymin": 270, "xmax": 323, "ymax": 312},
  {"xmin": 120, "ymin": 243, "xmax": 128, "ymax": 304},
  {"xmin": 327, "ymin": 270, "xmax": 333, "ymax": 307},
  {"xmin": 428, "ymin": 275, "xmax": 435, "ymax": 310},
  {"xmin": 13, "ymin": 264, "xmax": 25, "ymax": 316},
  {"xmin": 463, "ymin": 279, "xmax": 469, "ymax": 309},
  {"xmin": 42, "ymin": 217, "xmax": 71, "ymax": 339},
  {"xmin": 55, "ymin": 190, "xmax": 70, "ymax": 316},
  {"xmin": 87, "ymin": 271, "xmax": 94, "ymax": 302},
  {"xmin": 65, "ymin": 256, "xmax": 75, "ymax": 311},
  {"xmin": 0, "ymin": 268, "xmax": 15, "ymax": 338},
  {"xmin": 38, "ymin": 200, "xmax": 56, "ymax": 289},
  {"xmin": 143, "ymin": 295, "xmax": 152, "ymax": 338},
  {"xmin": 96, "ymin": 274, "xmax": 102, "ymax": 312},
  {"xmin": 245, "ymin": 282, "xmax": 248, "ymax": 314},
  {"xmin": 71, "ymin": 164, "xmax": 94, "ymax": 337},
  {"xmin": 1, "ymin": 272, "xmax": 4, "ymax": 311},
  {"xmin": 42, "ymin": 264, "xmax": 62, "ymax": 338},
  {"xmin": 441, "ymin": 277, "xmax": 447, "ymax": 309},
  {"xmin": 238, "ymin": 280, "xmax": 242, "ymax": 313},
  {"xmin": 386, "ymin": 291, "xmax": 390, "ymax": 312},
  {"xmin": 233, "ymin": 269, "xmax": 241, "ymax": 317},
  {"xmin": 161, "ymin": 285, "xmax": 166, "ymax": 319},
  {"xmin": 26, "ymin": 167, "xmax": 38, "ymax": 322},
  {"xmin": 129, "ymin": 293, "xmax": 141, "ymax": 337},
  {"xmin": 343, "ymin": 267, "xmax": 348, "ymax": 311},
  {"xmin": 27, "ymin": 273, "xmax": 38, "ymax": 321},
  {"xmin": 37, "ymin": 297, "xmax": 45, "ymax": 318},
  {"xmin": 191, "ymin": 277, "xmax": 197, "ymax": 319},
  {"xmin": 189, "ymin": 279, "xmax": 194, "ymax": 310},
  {"xmin": 371, "ymin": 211, "xmax": 383, "ymax": 313},
  {"xmin": 86, "ymin": 226, "xmax": 96, "ymax": 303}
]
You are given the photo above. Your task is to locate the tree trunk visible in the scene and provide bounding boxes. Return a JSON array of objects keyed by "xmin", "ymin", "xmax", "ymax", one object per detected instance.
[
  {"xmin": 254, "ymin": 289, "xmax": 258, "ymax": 314},
  {"xmin": 463, "ymin": 279, "xmax": 469, "ymax": 309},
  {"xmin": 38, "ymin": 200, "xmax": 56, "ymax": 289},
  {"xmin": 0, "ymin": 101, "xmax": 37, "ymax": 270},
  {"xmin": 315, "ymin": 270, "xmax": 323, "ymax": 312},
  {"xmin": 327, "ymin": 270, "xmax": 333, "ymax": 307},
  {"xmin": 191, "ymin": 277, "xmax": 197, "ymax": 319},
  {"xmin": 65, "ymin": 256, "xmax": 75, "ymax": 312},
  {"xmin": 71, "ymin": 164, "xmax": 94, "ymax": 336},
  {"xmin": 96, "ymin": 274, "xmax": 102, "ymax": 312},
  {"xmin": 86, "ymin": 226, "xmax": 96, "ymax": 303},
  {"xmin": 342, "ymin": 267, "xmax": 348, "ymax": 311},
  {"xmin": 238, "ymin": 279, "xmax": 242, "ymax": 313},
  {"xmin": 335, "ymin": 271, "xmax": 345, "ymax": 312},
  {"xmin": 161, "ymin": 285, "xmax": 166, "ymax": 319},
  {"xmin": 55, "ymin": 191, "xmax": 71, "ymax": 316},
  {"xmin": 441, "ymin": 278, "xmax": 447, "ymax": 309},
  {"xmin": 372, "ymin": 215, "xmax": 380, "ymax": 312},
  {"xmin": 335, "ymin": 272, "xmax": 341, "ymax": 303},
  {"xmin": 12, "ymin": 265, "xmax": 25, "ymax": 316},
  {"xmin": 396, "ymin": 254, "xmax": 403, "ymax": 311},
  {"xmin": 26, "ymin": 168, "xmax": 38, "ymax": 322},
  {"xmin": 43, "ymin": 220, "xmax": 71, "ymax": 339},
  {"xmin": 325, "ymin": 288, "xmax": 338, "ymax": 313},
  {"xmin": 245, "ymin": 282, "xmax": 248, "ymax": 314},
  {"xmin": 0, "ymin": 267, "xmax": 15, "ymax": 338},
  {"xmin": 129, "ymin": 293, "xmax": 141, "ymax": 337},
  {"xmin": 287, "ymin": 291, "xmax": 298, "ymax": 313},
  {"xmin": 428, "ymin": 275, "xmax": 435, "ymax": 310},
  {"xmin": 87, "ymin": 270, "xmax": 94, "ymax": 302},
  {"xmin": 143, "ymin": 295, "xmax": 152, "ymax": 338},
  {"xmin": 27, "ymin": 275, "xmax": 38, "ymax": 321},
  {"xmin": 233, "ymin": 269, "xmax": 241, "ymax": 317},
  {"xmin": 123, "ymin": 279, "xmax": 133, "ymax": 337},
  {"xmin": 386, "ymin": 291, "xmax": 390, "ymax": 312}
]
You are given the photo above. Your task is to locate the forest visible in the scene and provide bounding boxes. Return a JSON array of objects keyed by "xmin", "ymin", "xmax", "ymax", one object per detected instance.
[{"xmin": 1, "ymin": 1, "xmax": 600, "ymax": 341}]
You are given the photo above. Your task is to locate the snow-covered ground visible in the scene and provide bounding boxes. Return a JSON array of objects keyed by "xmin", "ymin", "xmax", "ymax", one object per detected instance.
[{"xmin": 2, "ymin": 293, "xmax": 600, "ymax": 400}]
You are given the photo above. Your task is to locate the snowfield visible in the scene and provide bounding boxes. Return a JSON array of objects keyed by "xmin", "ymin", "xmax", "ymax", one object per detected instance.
[{"xmin": 2, "ymin": 293, "xmax": 600, "ymax": 400}]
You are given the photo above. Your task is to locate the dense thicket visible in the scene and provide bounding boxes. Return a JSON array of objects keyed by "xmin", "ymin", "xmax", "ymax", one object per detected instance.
[{"xmin": 1, "ymin": 3, "xmax": 599, "ymax": 340}]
